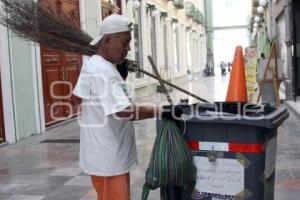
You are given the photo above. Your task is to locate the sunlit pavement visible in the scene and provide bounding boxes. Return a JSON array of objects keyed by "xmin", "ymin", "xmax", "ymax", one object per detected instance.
[{"xmin": 0, "ymin": 72, "xmax": 299, "ymax": 200}]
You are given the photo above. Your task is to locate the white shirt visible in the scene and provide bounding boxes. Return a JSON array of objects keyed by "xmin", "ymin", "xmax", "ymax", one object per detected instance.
[{"xmin": 73, "ymin": 55, "xmax": 137, "ymax": 176}]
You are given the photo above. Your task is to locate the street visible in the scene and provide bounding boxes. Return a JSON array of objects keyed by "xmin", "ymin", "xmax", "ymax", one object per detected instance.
[{"xmin": 0, "ymin": 72, "xmax": 299, "ymax": 200}]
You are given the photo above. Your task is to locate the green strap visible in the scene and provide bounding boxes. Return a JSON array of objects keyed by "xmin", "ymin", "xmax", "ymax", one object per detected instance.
[
  {"xmin": 142, "ymin": 185, "xmax": 150, "ymax": 200},
  {"xmin": 142, "ymin": 119, "xmax": 196, "ymax": 200}
]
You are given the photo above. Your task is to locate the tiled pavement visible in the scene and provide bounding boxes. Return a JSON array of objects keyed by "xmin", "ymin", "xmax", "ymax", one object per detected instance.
[
  {"xmin": 0, "ymin": 116, "xmax": 160, "ymax": 200},
  {"xmin": 0, "ymin": 73, "xmax": 300, "ymax": 200},
  {"xmin": 274, "ymin": 109, "xmax": 300, "ymax": 200}
]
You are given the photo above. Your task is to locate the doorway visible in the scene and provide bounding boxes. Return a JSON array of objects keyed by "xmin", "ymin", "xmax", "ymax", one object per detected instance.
[
  {"xmin": 40, "ymin": 0, "xmax": 82, "ymax": 126},
  {"xmin": 292, "ymin": 0, "xmax": 300, "ymax": 97}
]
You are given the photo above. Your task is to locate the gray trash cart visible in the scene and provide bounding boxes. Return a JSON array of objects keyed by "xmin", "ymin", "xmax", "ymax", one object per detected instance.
[{"xmin": 158, "ymin": 102, "xmax": 289, "ymax": 200}]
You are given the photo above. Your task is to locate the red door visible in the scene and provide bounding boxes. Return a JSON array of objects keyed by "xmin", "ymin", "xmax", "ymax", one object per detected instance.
[
  {"xmin": 0, "ymin": 73, "xmax": 5, "ymax": 143},
  {"xmin": 40, "ymin": 0, "xmax": 82, "ymax": 126}
]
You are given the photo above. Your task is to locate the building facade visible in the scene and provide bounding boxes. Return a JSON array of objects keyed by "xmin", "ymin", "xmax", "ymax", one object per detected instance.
[
  {"xmin": 0, "ymin": 0, "xmax": 207, "ymax": 144},
  {"xmin": 251, "ymin": 0, "xmax": 298, "ymax": 101}
]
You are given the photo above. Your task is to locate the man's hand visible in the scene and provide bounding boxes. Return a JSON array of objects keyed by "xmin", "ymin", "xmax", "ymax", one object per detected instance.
[
  {"xmin": 116, "ymin": 59, "xmax": 140, "ymax": 80},
  {"xmin": 116, "ymin": 105, "xmax": 161, "ymax": 121},
  {"xmin": 116, "ymin": 60, "xmax": 129, "ymax": 80},
  {"xmin": 161, "ymin": 105, "xmax": 189, "ymax": 120}
]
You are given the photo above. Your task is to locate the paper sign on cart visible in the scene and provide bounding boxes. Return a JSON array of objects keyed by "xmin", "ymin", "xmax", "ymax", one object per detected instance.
[{"xmin": 193, "ymin": 156, "xmax": 245, "ymax": 196}]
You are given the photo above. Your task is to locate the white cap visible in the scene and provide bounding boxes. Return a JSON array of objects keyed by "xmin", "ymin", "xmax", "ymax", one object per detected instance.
[{"xmin": 90, "ymin": 14, "xmax": 132, "ymax": 46}]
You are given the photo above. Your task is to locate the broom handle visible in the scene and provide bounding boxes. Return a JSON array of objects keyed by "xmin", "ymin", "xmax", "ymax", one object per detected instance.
[
  {"xmin": 147, "ymin": 56, "xmax": 173, "ymax": 105},
  {"xmin": 130, "ymin": 65, "xmax": 210, "ymax": 103}
]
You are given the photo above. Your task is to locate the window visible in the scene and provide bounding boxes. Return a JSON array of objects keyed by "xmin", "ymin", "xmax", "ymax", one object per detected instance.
[
  {"xmin": 133, "ymin": 10, "xmax": 144, "ymax": 78},
  {"xmin": 150, "ymin": 16, "xmax": 157, "ymax": 65},
  {"xmin": 163, "ymin": 23, "xmax": 168, "ymax": 67},
  {"xmin": 161, "ymin": 22, "xmax": 171, "ymax": 83},
  {"xmin": 173, "ymin": 25, "xmax": 180, "ymax": 72},
  {"xmin": 186, "ymin": 30, "xmax": 192, "ymax": 70}
]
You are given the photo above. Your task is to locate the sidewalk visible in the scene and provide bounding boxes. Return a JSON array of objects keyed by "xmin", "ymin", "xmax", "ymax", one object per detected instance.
[
  {"xmin": 0, "ymin": 73, "xmax": 299, "ymax": 200},
  {"xmin": 285, "ymin": 99, "xmax": 300, "ymax": 119}
]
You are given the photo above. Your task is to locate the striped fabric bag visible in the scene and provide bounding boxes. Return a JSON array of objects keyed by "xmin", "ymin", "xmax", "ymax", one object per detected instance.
[{"xmin": 142, "ymin": 119, "xmax": 196, "ymax": 200}]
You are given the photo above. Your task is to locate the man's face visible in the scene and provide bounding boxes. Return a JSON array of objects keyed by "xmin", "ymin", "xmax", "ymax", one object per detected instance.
[{"xmin": 106, "ymin": 32, "xmax": 131, "ymax": 64}]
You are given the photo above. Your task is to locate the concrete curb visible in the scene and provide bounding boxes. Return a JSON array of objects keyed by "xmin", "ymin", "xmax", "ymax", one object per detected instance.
[{"xmin": 284, "ymin": 101, "xmax": 300, "ymax": 119}]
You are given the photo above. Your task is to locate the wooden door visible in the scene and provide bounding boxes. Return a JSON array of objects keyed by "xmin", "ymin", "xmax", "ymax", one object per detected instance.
[
  {"xmin": 40, "ymin": 0, "xmax": 82, "ymax": 126},
  {"xmin": 0, "ymin": 73, "xmax": 5, "ymax": 143},
  {"xmin": 101, "ymin": 0, "xmax": 121, "ymax": 19}
]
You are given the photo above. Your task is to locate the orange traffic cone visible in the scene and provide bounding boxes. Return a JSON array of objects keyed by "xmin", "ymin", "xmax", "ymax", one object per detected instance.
[{"xmin": 226, "ymin": 46, "xmax": 247, "ymax": 102}]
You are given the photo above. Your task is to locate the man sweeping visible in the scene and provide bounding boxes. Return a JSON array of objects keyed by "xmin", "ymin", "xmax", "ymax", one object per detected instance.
[{"xmin": 73, "ymin": 14, "xmax": 184, "ymax": 200}]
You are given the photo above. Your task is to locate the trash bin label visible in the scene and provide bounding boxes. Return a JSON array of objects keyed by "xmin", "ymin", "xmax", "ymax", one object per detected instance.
[
  {"xmin": 200, "ymin": 142, "xmax": 229, "ymax": 151},
  {"xmin": 194, "ymin": 156, "xmax": 245, "ymax": 196}
]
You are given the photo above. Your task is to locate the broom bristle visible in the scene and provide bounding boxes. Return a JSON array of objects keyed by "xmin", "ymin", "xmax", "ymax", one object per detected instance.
[{"xmin": 0, "ymin": 0, "xmax": 97, "ymax": 56}]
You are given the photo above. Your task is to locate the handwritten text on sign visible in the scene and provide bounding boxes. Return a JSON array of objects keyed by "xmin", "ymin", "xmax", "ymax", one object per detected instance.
[{"xmin": 193, "ymin": 156, "xmax": 244, "ymax": 196}]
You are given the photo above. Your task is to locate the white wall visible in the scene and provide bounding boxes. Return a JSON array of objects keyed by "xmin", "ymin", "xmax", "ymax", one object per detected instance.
[
  {"xmin": 0, "ymin": 25, "xmax": 16, "ymax": 143},
  {"xmin": 277, "ymin": 16, "xmax": 288, "ymax": 76},
  {"xmin": 9, "ymin": 34, "xmax": 40, "ymax": 140},
  {"xmin": 81, "ymin": 0, "xmax": 101, "ymax": 38}
]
